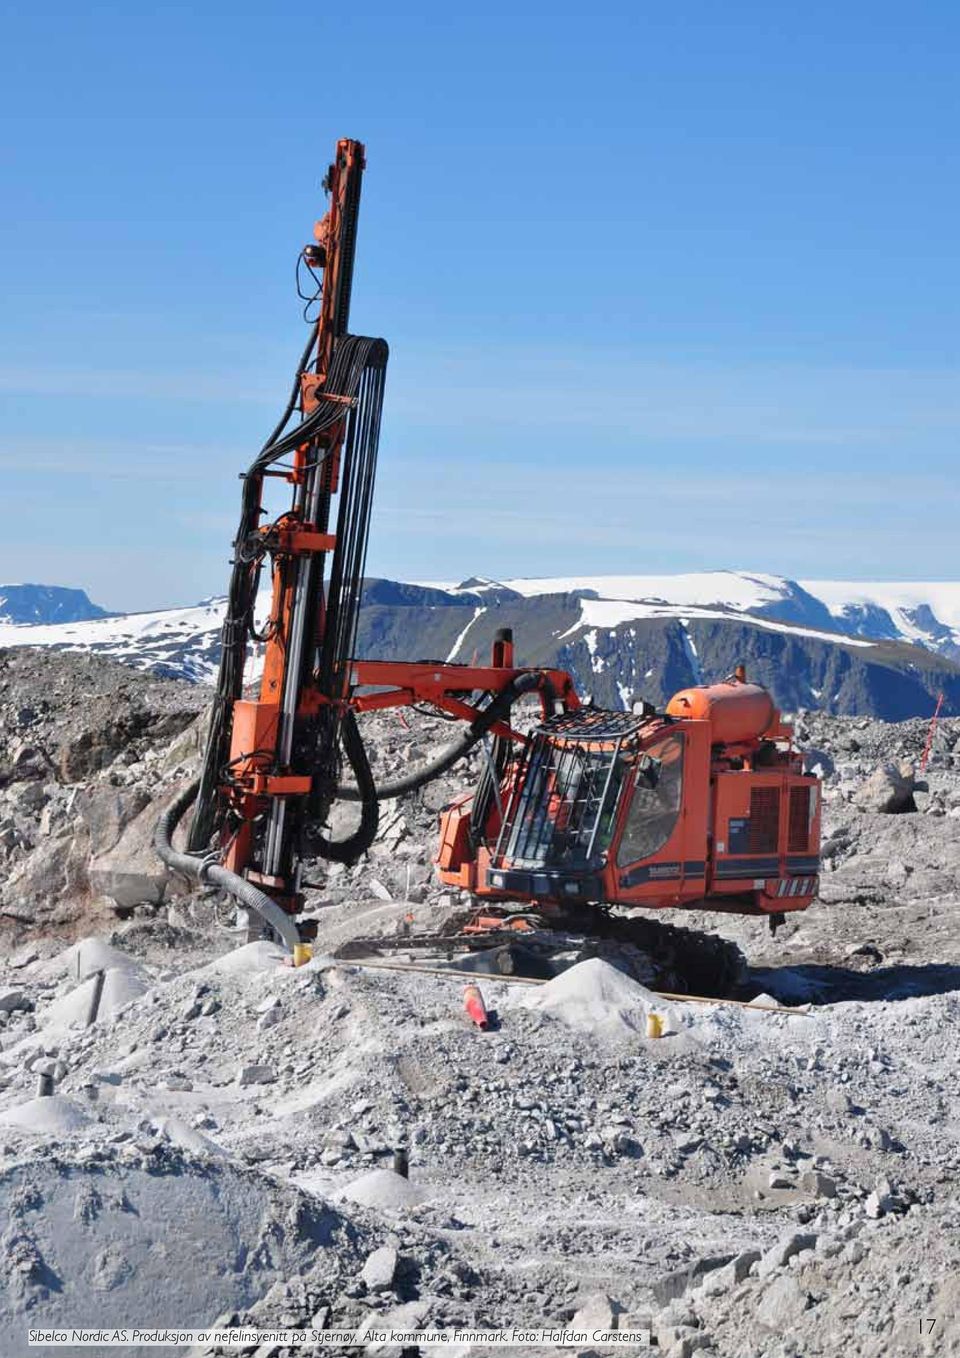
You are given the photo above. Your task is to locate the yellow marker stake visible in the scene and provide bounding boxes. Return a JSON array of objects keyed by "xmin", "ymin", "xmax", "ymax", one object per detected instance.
[{"xmin": 646, "ymin": 1011, "xmax": 664, "ymax": 1039}]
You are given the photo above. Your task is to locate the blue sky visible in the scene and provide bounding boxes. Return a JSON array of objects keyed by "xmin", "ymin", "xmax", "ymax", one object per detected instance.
[{"xmin": 2, "ymin": 1, "xmax": 959, "ymax": 610}]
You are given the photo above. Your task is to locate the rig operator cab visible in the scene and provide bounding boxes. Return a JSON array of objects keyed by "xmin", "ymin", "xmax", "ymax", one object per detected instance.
[{"xmin": 437, "ymin": 672, "xmax": 821, "ymax": 922}]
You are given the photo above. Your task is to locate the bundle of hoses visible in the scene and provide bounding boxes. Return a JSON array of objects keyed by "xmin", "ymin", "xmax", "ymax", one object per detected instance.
[
  {"xmin": 189, "ymin": 332, "xmax": 388, "ymax": 854},
  {"xmin": 155, "ymin": 670, "xmax": 542, "ymax": 949}
]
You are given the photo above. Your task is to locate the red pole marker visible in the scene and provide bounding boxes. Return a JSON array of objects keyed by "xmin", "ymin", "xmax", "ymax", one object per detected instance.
[
  {"xmin": 920, "ymin": 691, "xmax": 944, "ymax": 775},
  {"xmin": 463, "ymin": 984, "xmax": 490, "ymax": 1029}
]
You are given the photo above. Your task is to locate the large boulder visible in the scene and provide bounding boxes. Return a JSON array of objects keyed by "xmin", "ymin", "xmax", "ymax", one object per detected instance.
[
  {"xmin": 0, "ymin": 1154, "xmax": 360, "ymax": 1351},
  {"xmin": 0, "ymin": 835, "xmax": 90, "ymax": 925},
  {"xmin": 57, "ymin": 723, "xmax": 135, "ymax": 782},
  {"xmin": 158, "ymin": 712, "xmax": 206, "ymax": 773},
  {"xmin": 87, "ymin": 796, "xmax": 169, "ymax": 909},
  {"xmin": 0, "ymin": 742, "xmax": 51, "ymax": 787},
  {"xmin": 76, "ymin": 786, "xmax": 151, "ymax": 856},
  {"xmin": 855, "ymin": 759, "xmax": 922, "ymax": 814}
]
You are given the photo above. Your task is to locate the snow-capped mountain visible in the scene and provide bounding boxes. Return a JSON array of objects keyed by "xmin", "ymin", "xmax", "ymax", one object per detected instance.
[
  {"xmin": 433, "ymin": 571, "xmax": 960, "ymax": 661},
  {"xmin": 0, "ymin": 584, "xmax": 107, "ymax": 626},
  {"xmin": 1, "ymin": 571, "xmax": 959, "ymax": 718},
  {"xmin": 800, "ymin": 579, "xmax": 960, "ymax": 660},
  {"xmin": 0, "ymin": 597, "xmax": 235, "ymax": 684}
]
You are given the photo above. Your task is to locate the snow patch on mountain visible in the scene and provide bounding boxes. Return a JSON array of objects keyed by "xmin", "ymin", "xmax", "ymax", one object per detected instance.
[
  {"xmin": 678, "ymin": 620, "xmax": 704, "ymax": 682},
  {"xmin": 0, "ymin": 599, "xmax": 234, "ymax": 683},
  {"xmin": 558, "ymin": 594, "xmax": 874, "ymax": 647},
  {"xmin": 503, "ymin": 569, "xmax": 791, "ymax": 612},
  {"xmin": 445, "ymin": 606, "xmax": 486, "ymax": 662}
]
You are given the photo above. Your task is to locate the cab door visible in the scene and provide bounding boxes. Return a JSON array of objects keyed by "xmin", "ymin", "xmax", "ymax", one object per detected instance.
[{"xmin": 612, "ymin": 723, "xmax": 709, "ymax": 905}]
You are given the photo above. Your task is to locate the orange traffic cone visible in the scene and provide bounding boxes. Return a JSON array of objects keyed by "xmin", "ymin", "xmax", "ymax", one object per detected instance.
[{"xmin": 463, "ymin": 984, "xmax": 490, "ymax": 1030}]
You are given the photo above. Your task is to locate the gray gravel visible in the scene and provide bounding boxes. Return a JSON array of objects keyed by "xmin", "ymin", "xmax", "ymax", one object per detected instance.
[{"xmin": 1, "ymin": 652, "xmax": 960, "ymax": 1356}]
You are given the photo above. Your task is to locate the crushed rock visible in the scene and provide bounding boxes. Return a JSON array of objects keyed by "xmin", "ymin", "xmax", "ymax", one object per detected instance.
[
  {"xmin": 0, "ymin": 1094, "xmax": 91, "ymax": 1134},
  {"xmin": 338, "ymin": 1168, "xmax": 429, "ymax": 1211},
  {"xmin": 519, "ymin": 957, "xmax": 681, "ymax": 1041},
  {"xmin": 42, "ymin": 964, "xmax": 149, "ymax": 1033},
  {"xmin": 1, "ymin": 658, "xmax": 960, "ymax": 1354}
]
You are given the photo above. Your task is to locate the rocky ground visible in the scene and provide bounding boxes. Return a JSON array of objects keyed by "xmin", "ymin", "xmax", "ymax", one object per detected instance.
[{"xmin": 1, "ymin": 646, "xmax": 960, "ymax": 1357}]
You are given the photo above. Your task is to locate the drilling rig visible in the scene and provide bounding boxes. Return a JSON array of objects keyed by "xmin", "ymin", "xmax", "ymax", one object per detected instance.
[{"xmin": 157, "ymin": 138, "xmax": 821, "ymax": 976}]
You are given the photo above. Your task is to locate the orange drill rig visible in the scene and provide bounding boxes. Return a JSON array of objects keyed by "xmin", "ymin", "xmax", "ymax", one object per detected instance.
[
  {"xmin": 436, "ymin": 668, "xmax": 820, "ymax": 923},
  {"xmin": 157, "ymin": 139, "xmax": 820, "ymax": 955}
]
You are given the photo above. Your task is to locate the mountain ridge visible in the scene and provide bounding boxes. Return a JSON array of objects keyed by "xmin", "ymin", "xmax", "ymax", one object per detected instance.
[
  {"xmin": 0, "ymin": 583, "xmax": 108, "ymax": 626},
  {"xmin": 1, "ymin": 571, "xmax": 958, "ymax": 719}
]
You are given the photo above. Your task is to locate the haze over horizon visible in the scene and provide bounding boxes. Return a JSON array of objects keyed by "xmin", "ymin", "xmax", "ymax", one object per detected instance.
[{"xmin": 3, "ymin": 2, "xmax": 959, "ymax": 611}]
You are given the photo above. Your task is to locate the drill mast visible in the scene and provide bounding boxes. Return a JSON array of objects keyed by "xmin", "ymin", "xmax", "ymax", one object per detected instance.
[{"xmin": 189, "ymin": 139, "xmax": 388, "ymax": 911}]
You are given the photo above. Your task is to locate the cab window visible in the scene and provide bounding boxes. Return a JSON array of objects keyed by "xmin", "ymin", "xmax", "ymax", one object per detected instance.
[{"xmin": 617, "ymin": 733, "xmax": 684, "ymax": 865}]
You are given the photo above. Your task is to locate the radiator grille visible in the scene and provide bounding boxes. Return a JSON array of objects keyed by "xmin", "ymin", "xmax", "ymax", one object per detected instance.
[
  {"xmin": 788, "ymin": 786, "xmax": 811, "ymax": 853},
  {"xmin": 748, "ymin": 786, "xmax": 781, "ymax": 853}
]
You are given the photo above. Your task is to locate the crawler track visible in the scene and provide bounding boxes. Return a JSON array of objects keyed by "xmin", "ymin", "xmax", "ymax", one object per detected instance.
[{"xmin": 334, "ymin": 908, "xmax": 746, "ymax": 999}]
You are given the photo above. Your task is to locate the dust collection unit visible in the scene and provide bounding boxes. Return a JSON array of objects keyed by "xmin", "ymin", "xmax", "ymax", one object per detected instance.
[{"xmin": 156, "ymin": 138, "xmax": 822, "ymax": 954}]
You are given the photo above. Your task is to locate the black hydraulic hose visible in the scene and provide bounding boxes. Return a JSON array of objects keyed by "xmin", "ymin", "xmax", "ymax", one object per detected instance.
[
  {"xmin": 337, "ymin": 671, "xmax": 542, "ymax": 802},
  {"xmin": 470, "ymin": 716, "xmax": 511, "ymax": 848},
  {"xmin": 252, "ymin": 335, "xmax": 388, "ymax": 469},
  {"xmin": 313, "ymin": 708, "xmax": 379, "ymax": 863},
  {"xmin": 260, "ymin": 330, "xmax": 317, "ymax": 453},
  {"xmin": 155, "ymin": 781, "xmax": 300, "ymax": 952}
]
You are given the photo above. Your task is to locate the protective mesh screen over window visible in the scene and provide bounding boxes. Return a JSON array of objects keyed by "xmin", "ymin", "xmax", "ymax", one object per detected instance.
[
  {"xmin": 748, "ymin": 786, "xmax": 780, "ymax": 853},
  {"xmin": 788, "ymin": 786, "xmax": 811, "ymax": 852},
  {"xmin": 617, "ymin": 733, "xmax": 684, "ymax": 865}
]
